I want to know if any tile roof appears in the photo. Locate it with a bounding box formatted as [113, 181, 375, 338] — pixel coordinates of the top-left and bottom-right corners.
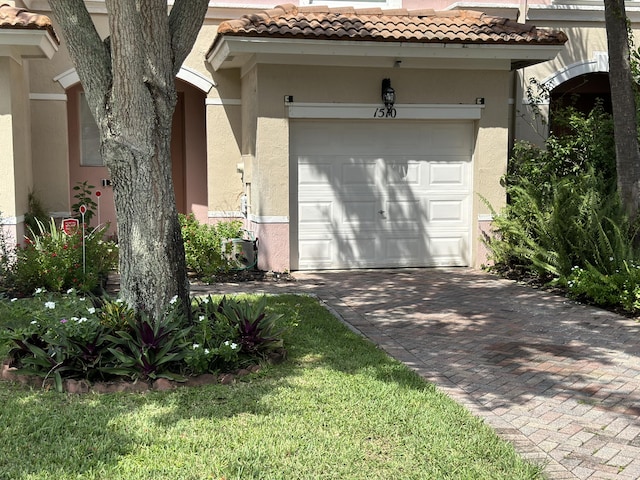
[216, 4, 567, 46]
[0, 3, 58, 43]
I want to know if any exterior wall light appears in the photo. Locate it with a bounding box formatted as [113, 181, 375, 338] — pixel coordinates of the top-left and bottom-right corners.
[382, 78, 396, 109]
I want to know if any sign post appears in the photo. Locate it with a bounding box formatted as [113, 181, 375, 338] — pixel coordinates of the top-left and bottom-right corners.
[79, 205, 87, 276]
[95, 190, 102, 225]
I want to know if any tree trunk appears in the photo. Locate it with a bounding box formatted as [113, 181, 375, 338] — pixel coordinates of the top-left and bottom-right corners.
[604, 0, 640, 222]
[49, 0, 208, 320]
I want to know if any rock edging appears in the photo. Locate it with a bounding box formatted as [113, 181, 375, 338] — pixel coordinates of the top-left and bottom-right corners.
[1, 360, 262, 394]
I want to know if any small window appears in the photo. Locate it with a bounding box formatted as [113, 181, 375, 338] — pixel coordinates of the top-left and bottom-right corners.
[79, 92, 102, 166]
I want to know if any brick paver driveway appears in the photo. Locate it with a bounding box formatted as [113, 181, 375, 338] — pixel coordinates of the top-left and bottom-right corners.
[205, 268, 640, 479]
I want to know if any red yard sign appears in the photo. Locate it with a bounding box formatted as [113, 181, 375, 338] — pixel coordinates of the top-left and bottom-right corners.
[62, 218, 80, 236]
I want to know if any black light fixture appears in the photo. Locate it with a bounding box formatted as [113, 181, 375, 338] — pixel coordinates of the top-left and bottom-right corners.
[381, 78, 396, 110]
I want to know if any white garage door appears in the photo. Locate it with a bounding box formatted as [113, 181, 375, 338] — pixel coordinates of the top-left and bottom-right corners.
[292, 120, 473, 270]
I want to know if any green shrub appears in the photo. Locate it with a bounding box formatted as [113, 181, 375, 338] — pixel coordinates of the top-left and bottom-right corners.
[6, 218, 118, 296]
[567, 262, 640, 315]
[486, 104, 634, 282]
[71, 181, 98, 227]
[179, 214, 243, 280]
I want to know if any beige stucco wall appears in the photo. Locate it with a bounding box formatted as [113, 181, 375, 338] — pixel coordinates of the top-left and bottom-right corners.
[0, 57, 18, 220]
[0, 56, 33, 225]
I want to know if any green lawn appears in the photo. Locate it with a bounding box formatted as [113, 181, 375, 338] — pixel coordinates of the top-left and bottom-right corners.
[0, 294, 543, 479]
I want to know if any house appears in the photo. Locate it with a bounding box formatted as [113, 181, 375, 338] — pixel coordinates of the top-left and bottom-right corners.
[6, 0, 615, 273]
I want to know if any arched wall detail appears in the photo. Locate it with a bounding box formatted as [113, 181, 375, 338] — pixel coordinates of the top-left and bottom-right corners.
[53, 65, 215, 93]
[541, 52, 609, 90]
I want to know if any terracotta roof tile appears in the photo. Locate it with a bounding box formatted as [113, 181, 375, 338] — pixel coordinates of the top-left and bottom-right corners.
[0, 3, 58, 43]
[216, 3, 567, 46]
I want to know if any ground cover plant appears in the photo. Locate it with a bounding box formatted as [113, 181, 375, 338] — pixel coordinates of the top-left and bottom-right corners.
[0, 291, 284, 391]
[0, 294, 543, 480]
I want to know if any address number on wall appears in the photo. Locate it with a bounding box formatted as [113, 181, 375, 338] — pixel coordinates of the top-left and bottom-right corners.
[373, 107, 397, 118]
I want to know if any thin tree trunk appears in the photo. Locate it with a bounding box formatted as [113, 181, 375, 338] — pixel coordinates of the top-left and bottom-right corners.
[604, 0, 640, 222]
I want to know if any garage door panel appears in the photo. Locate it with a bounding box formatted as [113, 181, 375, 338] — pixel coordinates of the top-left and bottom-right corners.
[427, 235, 469, 266]
[341, 160, 377, 188]
[299, 201, 334, 224]
[386, 199, 422, 224]
[383, 236, 425, 263]
[336, 236, 378, 264]
[429, 161, 468, 187]
[299, 238, 332, 266]
[428, 199, 466, 223]
[342, 200, 379, 224]
[299, 160, 333, 186]
[385, 160, 422, 186]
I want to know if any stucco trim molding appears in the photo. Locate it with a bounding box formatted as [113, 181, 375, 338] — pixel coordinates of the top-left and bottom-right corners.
[30, 93, 67, 101]
[0, 215, 24, 225]
[54, 66, 215, 93]
[177, 66, 215, 93]
[205, 98, 242, 106]
[248, 214, 289, 224]
[208, 210, 243, 218]
[287, 103, 484, 120]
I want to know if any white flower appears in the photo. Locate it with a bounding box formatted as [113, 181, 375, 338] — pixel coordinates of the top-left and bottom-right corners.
[115, 298, 124, 305]
[78, 317, 88, 323]
[10, 298, 17, 302]
[192, 343, 200, 349]
[198, 315, 205, 322]
[202, 297, 210, 304]
[30, 320, 37, 325]
[79, 297, 86, 302]
[224, 341, 230, 346]
[609, 257, 615, 262]
[169, 295, 178, 305]
[230, 343, 238, 350]
[87, 307, 96, 314]
[71, 317, 79, 322]
[34, 287, 45, 295]
[44, 301, 56, 309]
[204, 349, 210, 355]
[66, 288, 75, 294]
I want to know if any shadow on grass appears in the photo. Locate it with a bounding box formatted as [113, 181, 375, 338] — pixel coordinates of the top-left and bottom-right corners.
[0, 294, 436, 479]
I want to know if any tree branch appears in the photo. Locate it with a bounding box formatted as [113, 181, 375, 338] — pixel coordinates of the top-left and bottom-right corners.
[47, 0, 111, 114]
[168, 0, 209, 75]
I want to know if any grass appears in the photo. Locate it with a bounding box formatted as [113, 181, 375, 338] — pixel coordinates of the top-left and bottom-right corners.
[0, 294, 543, 479]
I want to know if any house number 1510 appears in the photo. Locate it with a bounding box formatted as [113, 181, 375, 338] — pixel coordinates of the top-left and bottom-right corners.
[374, 107, 397, 118]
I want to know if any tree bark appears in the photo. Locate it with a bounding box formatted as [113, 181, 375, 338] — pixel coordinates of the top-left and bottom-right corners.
[48, 0, 208, 320]
[604, 0, 640, 222]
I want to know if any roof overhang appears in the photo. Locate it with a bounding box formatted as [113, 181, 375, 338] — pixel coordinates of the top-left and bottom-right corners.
[0, 29, 58, 61]
[207, 35, 566, 73]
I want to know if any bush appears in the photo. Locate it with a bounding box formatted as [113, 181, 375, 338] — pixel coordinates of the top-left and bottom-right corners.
[5, 218, 118, 296]
[486, 104, 634, 281]
[179, 214, 243, 280]
[0, 292, 288, 390]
